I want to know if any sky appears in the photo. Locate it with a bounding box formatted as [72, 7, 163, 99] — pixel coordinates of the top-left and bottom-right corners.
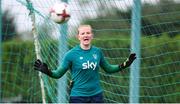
[2, 0, 180, 33]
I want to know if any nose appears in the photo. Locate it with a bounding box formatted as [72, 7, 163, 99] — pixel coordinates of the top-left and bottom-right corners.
[83, 33, 88, 37]
[85, 34, 89, 36]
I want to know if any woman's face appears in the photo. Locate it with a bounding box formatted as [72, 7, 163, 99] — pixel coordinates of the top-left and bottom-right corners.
[77, 26, 93, 46]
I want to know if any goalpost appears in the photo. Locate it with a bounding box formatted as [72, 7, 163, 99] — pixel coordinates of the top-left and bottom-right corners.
[26, 0, 46, 103]
[130, 0, 141, 103]
[0, 21, 1, 103]
[57, 0, 68, 102]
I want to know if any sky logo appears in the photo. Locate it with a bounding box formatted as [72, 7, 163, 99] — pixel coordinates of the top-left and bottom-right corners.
[82, 61, 97, 70]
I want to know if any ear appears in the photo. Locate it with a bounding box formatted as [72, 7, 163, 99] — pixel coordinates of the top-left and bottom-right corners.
[90, 33, 94, 39]
[76, 34, 80, 40]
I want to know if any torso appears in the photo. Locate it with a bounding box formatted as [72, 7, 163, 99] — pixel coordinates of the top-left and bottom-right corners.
[67, 45, 103, 96]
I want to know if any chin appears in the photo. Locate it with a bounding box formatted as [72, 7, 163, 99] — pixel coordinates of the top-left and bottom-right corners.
[83, 42, 90, 46]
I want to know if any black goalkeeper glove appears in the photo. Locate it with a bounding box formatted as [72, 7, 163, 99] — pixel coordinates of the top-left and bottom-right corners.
[119, 53, 136, 69]
[34, 59, 52, 76]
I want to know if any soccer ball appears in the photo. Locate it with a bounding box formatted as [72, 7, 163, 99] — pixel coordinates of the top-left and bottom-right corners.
[49, 2, 70, 24]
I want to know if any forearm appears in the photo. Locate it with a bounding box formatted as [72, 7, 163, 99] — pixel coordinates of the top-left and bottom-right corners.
[99, 51, 136, 73]
[102, 64, 121, 73]
[34, 58, 70, 79]
[49, 67, 68, 79]
[48, 55, 71, 79]
[101, 59, 122, 73]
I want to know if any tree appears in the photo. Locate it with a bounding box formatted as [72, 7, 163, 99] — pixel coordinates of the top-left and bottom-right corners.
[141, 0, 180, 37]
[2, 9, 18, 41]
[82, 0, 179, 37]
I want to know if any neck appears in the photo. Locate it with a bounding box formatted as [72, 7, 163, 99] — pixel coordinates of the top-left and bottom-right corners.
[80, 44, 91, 50]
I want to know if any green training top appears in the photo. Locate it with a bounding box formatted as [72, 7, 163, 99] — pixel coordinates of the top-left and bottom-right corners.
[50, 45, 121, 96]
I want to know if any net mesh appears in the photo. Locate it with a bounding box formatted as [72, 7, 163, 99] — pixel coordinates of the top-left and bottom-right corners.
[1, 0, 180, 103]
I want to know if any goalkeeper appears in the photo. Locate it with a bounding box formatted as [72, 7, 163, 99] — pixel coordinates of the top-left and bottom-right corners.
[34, 25, 136, 103]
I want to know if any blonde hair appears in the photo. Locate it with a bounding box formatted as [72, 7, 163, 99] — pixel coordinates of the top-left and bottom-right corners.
[77, 25, 92, 35]
[78, 25, 92, 29]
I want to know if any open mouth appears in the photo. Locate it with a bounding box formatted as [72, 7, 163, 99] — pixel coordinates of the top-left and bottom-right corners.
[84, 38, 89, 41]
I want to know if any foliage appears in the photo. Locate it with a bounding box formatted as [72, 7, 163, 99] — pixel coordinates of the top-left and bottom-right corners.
[1, 0, 180, 102]
[83, 0, 180, 37]
[2, 10, 18, 41]
[141, 0, 180, 37]
[2, 34, 180, 103]
[1, 41, 42, 102]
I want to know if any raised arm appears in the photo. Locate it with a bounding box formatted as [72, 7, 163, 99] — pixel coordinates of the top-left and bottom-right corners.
[100, 49, 136, 73]
[34, 54, 71, 79]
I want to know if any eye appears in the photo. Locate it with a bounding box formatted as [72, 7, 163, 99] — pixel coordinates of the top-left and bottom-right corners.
[81, 32, 85, 35]
[86, 32, 90, 34]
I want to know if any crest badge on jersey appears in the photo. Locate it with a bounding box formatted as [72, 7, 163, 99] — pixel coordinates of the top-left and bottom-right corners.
[93, 54, 97, 59]
[80, 56, 83, 60]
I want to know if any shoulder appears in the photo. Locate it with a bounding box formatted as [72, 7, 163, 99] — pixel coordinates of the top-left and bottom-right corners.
[68, 45, 81, 53]
[91, 46, 104, 57]
[64, 45, 80, 57]
[92, 46, 101, 51]
[92, 46, 103, 54]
